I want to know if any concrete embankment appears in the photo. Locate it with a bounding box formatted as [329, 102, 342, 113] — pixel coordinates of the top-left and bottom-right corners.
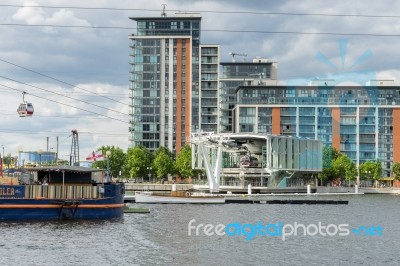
[124, 183, 313, 194]
[124, 183, 400, 201]
[317, 186, 400, 194]
[124, 183, 193, 192]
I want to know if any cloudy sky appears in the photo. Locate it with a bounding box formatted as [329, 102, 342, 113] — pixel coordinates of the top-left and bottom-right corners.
[1, 0, 399, 161]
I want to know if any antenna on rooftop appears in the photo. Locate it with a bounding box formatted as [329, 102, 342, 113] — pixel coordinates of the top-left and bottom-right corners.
[161, 4, 167, 17]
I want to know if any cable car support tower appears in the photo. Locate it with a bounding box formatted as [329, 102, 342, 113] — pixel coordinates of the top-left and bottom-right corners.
[70, 130, 79, 166]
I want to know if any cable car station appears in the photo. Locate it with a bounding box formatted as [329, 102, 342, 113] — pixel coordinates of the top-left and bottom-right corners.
[190, 132, 323, 192]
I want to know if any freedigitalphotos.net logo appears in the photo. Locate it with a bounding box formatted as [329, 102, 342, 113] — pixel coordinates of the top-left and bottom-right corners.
[188, 219, 383, 241]
[287, 39, 376, 87]
[314, 40, 378, 119]
[287, 39, 378, 114]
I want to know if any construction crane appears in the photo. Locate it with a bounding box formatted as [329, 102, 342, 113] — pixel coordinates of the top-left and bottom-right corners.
[229, 52, 247, 62]
[70, 129, 79, 166]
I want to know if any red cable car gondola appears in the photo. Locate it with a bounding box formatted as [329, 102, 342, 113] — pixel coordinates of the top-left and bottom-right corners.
[17, 92, 34, 117]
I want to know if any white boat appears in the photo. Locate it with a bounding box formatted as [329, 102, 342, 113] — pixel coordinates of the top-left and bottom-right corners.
[134, 191, 225, 204]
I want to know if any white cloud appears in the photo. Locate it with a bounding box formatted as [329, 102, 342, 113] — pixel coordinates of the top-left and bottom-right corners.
[12, 1, 46, 24]
[12, 1, 90, 26]
[377, 70, 400, 83]
[47, 9, 90, 26]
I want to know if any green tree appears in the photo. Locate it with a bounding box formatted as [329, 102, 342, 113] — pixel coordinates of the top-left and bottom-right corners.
[393, 162, 400, 180]
[332, 153, 357, 182]
[3, 153, 13, 168]
[175, 145, 193, 178]
[192, 168, 205, 180]
[154, 146, 174, 160]
[153, 146, 175, 181]
[318, 146, 340, 184]
[322, 146, 340, 168]
[58, 159, 69, 165]
[124, 146, 153, 181]
[360, 161, 382, 181]
[319, 167, 337, 184]
[92, 146, 126, 179]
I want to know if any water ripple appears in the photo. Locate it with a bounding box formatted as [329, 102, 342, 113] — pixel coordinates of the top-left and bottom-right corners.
[0, 195, 399, 265]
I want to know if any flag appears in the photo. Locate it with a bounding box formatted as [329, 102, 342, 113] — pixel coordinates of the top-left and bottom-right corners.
[86, 151, 104, 161]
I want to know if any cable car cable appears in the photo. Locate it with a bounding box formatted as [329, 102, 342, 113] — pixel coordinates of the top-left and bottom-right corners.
[0, 82, 129, 124]
[0, 75, 129, 117]
[1, 23, 400, 37]
[0, 58, 129, 107]
[1, 4, 400, 19]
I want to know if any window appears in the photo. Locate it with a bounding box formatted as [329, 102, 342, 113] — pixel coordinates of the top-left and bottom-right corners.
[171, 21, 177, 29]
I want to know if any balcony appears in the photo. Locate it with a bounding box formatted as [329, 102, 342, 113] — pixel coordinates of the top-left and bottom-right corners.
[299, 133, 315, 139]
[359, 155, 376, 160]
[340, 144, 357, 151]
[201, 111, 218, 115]
[359, 138, 375, 143]
[201, 119, 217, 124]
[298, 119, 315, 125]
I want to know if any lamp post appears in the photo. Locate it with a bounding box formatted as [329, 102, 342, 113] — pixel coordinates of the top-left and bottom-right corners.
[135, 167, 139, 183]
[365, 170, 371, 187]
[147, 167, 152, 183]
[106, 150, 111, 182]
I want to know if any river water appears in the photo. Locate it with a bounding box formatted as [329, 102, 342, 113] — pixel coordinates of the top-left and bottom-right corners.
[1, 194, 399, 265]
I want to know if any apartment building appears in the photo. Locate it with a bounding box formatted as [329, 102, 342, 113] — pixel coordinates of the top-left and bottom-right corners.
[232, 80, 399, 176]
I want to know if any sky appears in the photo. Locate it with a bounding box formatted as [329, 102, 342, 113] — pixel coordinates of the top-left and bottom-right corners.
[1, 0, 400, 162]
